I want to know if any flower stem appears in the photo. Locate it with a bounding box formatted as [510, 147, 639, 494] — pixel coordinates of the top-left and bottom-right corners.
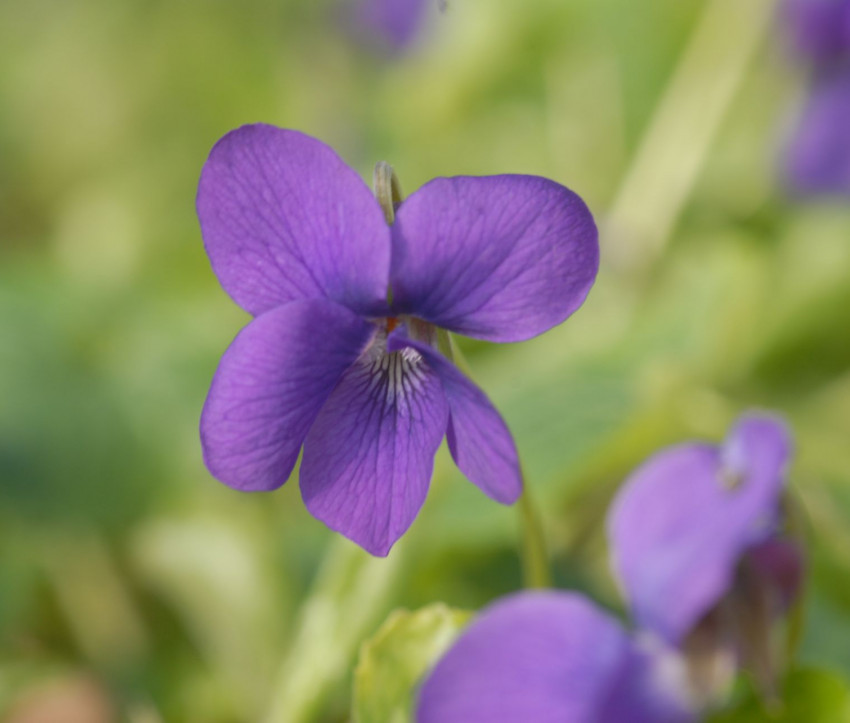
[782, 489, 809, 664]
[440, 333, 552, 588]
[518, 480, 552, 589]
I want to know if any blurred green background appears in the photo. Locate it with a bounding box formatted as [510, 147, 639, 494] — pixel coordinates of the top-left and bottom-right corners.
[1, 0, 849, 720]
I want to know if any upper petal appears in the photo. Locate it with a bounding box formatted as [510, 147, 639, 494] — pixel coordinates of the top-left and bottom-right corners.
[299, 342, 449, 556]
[389, 175, 599, 342]
[389, 333, 521, 504]
[197, 124, 391, 316]
[607, 413, 792, 644]
[785, 69, 850, 196]
[416, 591, 694, 723]
[200, 299, 374, 491]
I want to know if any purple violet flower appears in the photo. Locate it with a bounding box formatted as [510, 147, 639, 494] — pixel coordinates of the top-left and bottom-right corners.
[608, 413, 804, 701]
[416, 591, 695, 723]
[785, 68, 850, 195]
[783, 0, 850, 63]
[196, 124, 599, 556]
[353, 0, 430, 52]
[781, 0, 850, 195]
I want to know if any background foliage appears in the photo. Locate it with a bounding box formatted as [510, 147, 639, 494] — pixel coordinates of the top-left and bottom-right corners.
[1, 0, 849, 720]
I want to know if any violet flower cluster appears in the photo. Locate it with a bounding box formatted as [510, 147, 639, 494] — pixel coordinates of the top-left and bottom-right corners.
[416, 413, 804, 721]
[783, 0, 850, 194]
[196, 124, 598, 556]
[195, 119, 804, 723]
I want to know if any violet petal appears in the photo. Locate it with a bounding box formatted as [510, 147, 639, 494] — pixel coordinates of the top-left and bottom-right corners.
[390, 175, 599, 343]
[389, 333, 521, 504]
[200, 299, 374, 491]
[608, 413, 792, 644]
[300, 343, 449, 556]
[600, 638, 696, 723]
[416, 591, 693, 723]
[197, 124, 391, 317]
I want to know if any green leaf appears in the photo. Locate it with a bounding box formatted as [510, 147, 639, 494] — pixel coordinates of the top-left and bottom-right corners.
[353, 604, 472, 723]
[710, 667, 850, 723]
[262, 538, 403, 723]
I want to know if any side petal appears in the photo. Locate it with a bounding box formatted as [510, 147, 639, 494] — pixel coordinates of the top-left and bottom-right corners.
[388, 333, 521, 504]
[416, 591, 693, 723]
[785, 70, 850, 196]
[390, 175, 599, 342]
[607, 413, 792, 644]
[197, 124, 391, 316]
[200, 300, 375, 491]
[299, 344, 449, 556]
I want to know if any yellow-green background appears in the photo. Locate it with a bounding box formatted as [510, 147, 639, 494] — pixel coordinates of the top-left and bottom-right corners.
[1, 0, 849, 720]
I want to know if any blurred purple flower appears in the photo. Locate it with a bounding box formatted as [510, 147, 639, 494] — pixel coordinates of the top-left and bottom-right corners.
[783, 0, 850, 63]
[782, 0, 850, 195]
[786, 69, 850, 195]
[416, 591, 695, 723]
[196, 124, 599, 556]
[353, 0, 430, 52]
[608, 413, 804, 700]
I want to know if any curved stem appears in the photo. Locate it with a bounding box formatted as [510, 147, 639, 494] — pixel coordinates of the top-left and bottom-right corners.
[443, 334, 552, 588]
[517, 480, 552, 589]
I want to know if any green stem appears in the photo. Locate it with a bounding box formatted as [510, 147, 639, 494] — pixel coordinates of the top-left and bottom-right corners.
[518, 477, 552, 589]
[442, 333, 552, 588]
